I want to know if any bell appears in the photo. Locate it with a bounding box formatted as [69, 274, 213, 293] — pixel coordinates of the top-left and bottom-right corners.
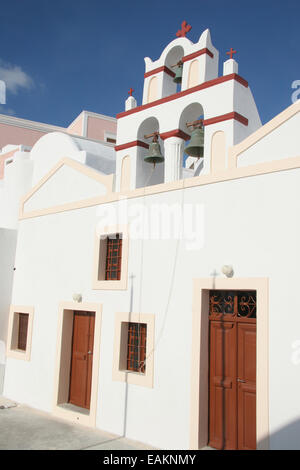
[173, 64, 183, 84]
[185, 127, 204, 158]
[144, 141, 164, 164]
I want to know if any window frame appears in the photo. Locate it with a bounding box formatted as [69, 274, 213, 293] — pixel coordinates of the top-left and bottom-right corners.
[112, 312, 155, 388]
[92, 225, 129, 290]
[6, 305, 34, 361]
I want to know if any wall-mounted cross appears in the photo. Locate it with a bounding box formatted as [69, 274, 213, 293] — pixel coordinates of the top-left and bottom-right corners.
[128, 87, 134, 96]
[176, 20, 192, 38]
[226, 47, 237, 60]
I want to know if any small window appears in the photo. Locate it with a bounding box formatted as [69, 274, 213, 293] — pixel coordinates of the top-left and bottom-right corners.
[7, 306, 34, 361]
[105, 234, 122, 281]
[127, 323, 147, 373]
[105, 132, 117, 144]
[17, 313, 29, 351]
[112, 312, 154, 387]
[93, 225, 129, 290]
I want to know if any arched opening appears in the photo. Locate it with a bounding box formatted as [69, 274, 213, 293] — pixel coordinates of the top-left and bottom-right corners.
[179, 103, 205, 175]
[136, 117, 164, 188]
[165, 46, 185, 94]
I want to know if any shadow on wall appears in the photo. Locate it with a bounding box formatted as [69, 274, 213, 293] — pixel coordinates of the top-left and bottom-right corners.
[258, 418, 300, 450]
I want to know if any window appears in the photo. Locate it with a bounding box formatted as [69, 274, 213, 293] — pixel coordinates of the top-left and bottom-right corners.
[104, 132, 117, 144]
[106, 137, 116, 144]
[127, 323, 147, 373]
[17, 313, 29, 351]
[7, 305, 34, 361]
[112, 312, 155, 388]
[105, 234, 122, 281]
[93, 225, 129, 290]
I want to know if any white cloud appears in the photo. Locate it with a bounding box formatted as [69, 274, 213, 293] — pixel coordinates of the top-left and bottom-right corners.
[0, 60, 34, 94]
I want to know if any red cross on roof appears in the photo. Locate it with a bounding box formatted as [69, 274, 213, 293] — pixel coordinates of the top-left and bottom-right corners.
[226, 47, 237, 60]
[176, 20, 192, 38]
[128, 87, 134, 96]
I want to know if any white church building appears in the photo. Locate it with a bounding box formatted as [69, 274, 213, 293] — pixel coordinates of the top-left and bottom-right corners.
[1, 24, 300, 450]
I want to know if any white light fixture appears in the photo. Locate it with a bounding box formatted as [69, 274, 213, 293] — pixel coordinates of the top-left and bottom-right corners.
[72, 293, 82, 303]
[221, 265, 234, 278]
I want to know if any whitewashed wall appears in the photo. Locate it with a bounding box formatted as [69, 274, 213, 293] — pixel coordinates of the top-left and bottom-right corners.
[0, 152, 33, 229]
[0, 228, 17, 393]
[3, 166, 300, 449]
[237, 112, 300, 167]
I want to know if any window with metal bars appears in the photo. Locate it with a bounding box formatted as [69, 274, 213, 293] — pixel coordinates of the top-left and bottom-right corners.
[127, 323, 147, 373]
[17, 313, 29, 351]
[105, 234, 122, 281]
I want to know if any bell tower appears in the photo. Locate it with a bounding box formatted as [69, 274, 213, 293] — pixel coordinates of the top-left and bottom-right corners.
[142, 26, 219, 105]
[115, 24, 262, 191]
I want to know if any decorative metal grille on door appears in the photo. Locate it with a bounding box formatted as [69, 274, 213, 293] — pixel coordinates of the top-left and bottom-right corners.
[209, 290, 256, 319]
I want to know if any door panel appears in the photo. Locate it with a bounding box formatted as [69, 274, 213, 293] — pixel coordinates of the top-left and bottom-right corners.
[69, 311, 95, 409]
[237, 323, 256, 450]
[85, 313, 95, 410]
[209, 321, 237, 450]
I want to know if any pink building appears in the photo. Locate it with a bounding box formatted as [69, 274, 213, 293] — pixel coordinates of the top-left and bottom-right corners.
[0, 111, 117, 178]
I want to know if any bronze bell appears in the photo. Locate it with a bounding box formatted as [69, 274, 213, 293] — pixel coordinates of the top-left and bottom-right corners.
[173, 64, 183, 84]
[144, 134, 164, 164]
[185, 124, 204, 158]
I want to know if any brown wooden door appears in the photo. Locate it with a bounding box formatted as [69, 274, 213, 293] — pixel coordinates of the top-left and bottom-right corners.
[208, 290, 256, 450]
[69, 311, 95, 409]
[237, 323, 256, 450]
[209, 321, 237, 450]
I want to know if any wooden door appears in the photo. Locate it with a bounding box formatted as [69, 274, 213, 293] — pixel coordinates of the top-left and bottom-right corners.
[69, 311, 95, 409]
[237, 323, 256, 450]
[208, 290, 256, 450]
[209, 321, 237, 449]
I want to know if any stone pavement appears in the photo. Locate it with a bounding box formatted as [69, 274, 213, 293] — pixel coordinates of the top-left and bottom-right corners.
[0, 396, 157, 451]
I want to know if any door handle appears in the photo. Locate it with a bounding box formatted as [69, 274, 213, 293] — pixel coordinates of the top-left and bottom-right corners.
[237, 378, 246, 383]
[87, 350, 92, 355]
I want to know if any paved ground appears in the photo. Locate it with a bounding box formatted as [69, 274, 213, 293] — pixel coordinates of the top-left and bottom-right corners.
[0, 396, 157, 451]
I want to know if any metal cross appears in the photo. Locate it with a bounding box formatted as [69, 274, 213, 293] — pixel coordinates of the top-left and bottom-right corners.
[128, 87, 134, 96]
[176, 20, 192, 38]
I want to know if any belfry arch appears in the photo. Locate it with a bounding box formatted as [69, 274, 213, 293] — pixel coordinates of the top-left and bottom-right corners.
[136, 117, 164, 188]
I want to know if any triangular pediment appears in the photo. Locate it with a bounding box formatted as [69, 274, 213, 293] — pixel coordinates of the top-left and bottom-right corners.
[21, 157, 114, 217]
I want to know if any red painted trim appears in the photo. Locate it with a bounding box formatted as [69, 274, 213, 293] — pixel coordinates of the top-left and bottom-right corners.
[182, 48, 214, 62]
[160, 129, 190, 141]
[115, 112, 248, 152]
[231, 74, 248, 88]
[144, 66, 175, 79]
[114, 140, 149, 152]
[116, 74, 249, 119]
[203, 112, 248, 127]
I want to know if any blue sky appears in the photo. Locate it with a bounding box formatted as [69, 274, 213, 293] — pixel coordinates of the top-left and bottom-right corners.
[0, 0, 299, 127]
